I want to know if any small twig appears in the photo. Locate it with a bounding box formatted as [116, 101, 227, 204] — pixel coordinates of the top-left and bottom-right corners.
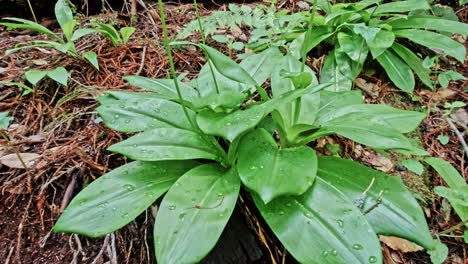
[15, 195, 34, 264]
[446, 116, 468, 157]
[110, 233, 118, 264]
[135, 46, 147, 76]
[5, 246, 14, 264]
[91, 235, 110, 264]
[60, 174, 77, 212]
[438, 220, 467, 235]
[364, 190, 384, 214]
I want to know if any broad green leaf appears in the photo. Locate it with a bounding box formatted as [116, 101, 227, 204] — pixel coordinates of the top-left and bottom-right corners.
[337, 33, 368, 63]
[108, 128, 220, 162]
[239, 47, 283, 87]
[120, 27, 136, 44]
[0, 18, 63, 42]
[425, 157, 466, 188]
[369, 0, 430, 14]
[391, 42, 433, 89]
[46, 67, 68, 86]
[194, 60, 246, 96]
[25, 70, 47, 85]
[54, 160, 198, 237]
[198, 44, 258, 87]
[71, 28, 99, 41]
[123, 76, 199, 102]
[55, 0, 74, 30]
[438, 70, 466, 88]
[154, 164, 240, 264]
[92, 23, 121, 46]
[211, 35, 230, 43]
[376, 50, 415, 93]
[428, 241, 449, 264]
[97, 91, 169, 104]
[0, 111, 13, 129]
[316, 104, 425, 133]
[353, 23, 380, 43]
[300, 26, 334, 58]
[191, 90, 247, 113]
[237, 129, 317, 203]
[56, 42, 75, 53]
[394, 29, 466, 63]
[97, 98, 196, 133]
[254, 178, 382, 264]
[61, 19, 77, 41]
[316, 90, 363, 117]
[83, 51, 99, 70]
[318, 156, 436, 250]
[388, 15, 468, 35]
[320, 49, 353, 91]
[196, 83, 330, 142]
[271, 54, 319, 140]
[319, 116, 424, 153]
[367, 30, 395, 58]
[435, 186, 468, 222]
[402, 159, 424, 175]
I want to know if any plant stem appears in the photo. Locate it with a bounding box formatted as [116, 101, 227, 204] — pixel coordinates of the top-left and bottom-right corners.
[193, 0, 220, 94]
[438, 221, 467, 235]
[301, 0, 317, 73]
[26, 0, 38, 23]
[158, 0, 228, 164]
[157, 0, 196, 130]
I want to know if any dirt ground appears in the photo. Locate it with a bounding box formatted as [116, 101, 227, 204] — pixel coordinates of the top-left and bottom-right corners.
[0, 1, 467, 263]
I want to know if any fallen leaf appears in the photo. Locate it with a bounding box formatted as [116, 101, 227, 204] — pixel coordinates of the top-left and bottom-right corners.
[0, 153, 40, 169]
[380, 236, 424, 253]
[297, 1, 310, 10]
[451, 108, 468, 127]
[362, 151, 394, 172]
[31, 59, 48, 66]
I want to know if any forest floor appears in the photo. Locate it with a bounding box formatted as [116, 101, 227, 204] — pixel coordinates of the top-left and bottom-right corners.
[0, 1, 467, 263]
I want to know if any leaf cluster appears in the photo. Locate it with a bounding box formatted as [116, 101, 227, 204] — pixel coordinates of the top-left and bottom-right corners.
[55, 42, 444, 263]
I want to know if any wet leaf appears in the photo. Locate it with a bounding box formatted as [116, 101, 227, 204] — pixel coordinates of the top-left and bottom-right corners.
[255, 178, 382, 264]
[54, 161, 198, 237]
[237, 129, 317, 203]
[318, 156, 436, 250]
[154, 164, 240, 263]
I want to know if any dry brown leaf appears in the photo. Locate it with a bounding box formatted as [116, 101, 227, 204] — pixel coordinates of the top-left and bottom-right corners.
[360, 150, 394, 172]
[451, 108, 468, 127]
[0, 153, 40, 169]
[380, 236, 424, 253]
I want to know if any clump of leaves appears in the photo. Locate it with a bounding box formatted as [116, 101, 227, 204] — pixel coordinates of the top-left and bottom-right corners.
[54, 1, 447, 263]
[0, 0, 99, 70]
[86, 23, 136, 46]
[425, 158, 467, 245]
[177, 3, 308, 50]
[251, 0, 468, 93]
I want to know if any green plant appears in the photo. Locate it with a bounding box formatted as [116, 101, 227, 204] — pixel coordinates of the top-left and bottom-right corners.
[24, 67, 69, 87]
[0, 0, 99, 70]
[177, 3, 308, 50]
[249, 0, 468, 93]
[425, 157, 467, 244]
[53, 1, 448, 264]
[87, 23, 136, 46]
[0, 112, 13, 129]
